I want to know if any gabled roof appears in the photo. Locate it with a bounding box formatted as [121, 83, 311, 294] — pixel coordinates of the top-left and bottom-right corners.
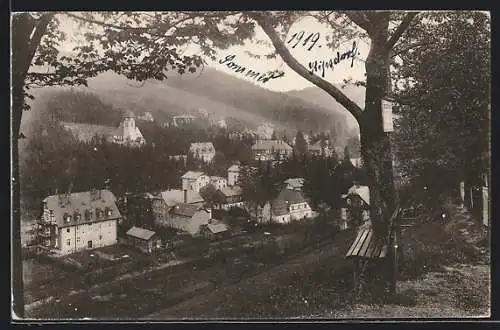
[126, 226, 156, 241]
[123, 110, 136, 118]
[205, 222, 229, 234]
[347, 185, 370, 205]
[284, 178, 304, 188]
[43, 189, 121, 228]
[159, 190, 185, 206]
[271, 199, 289, 216]
[170, 203, 201, 217]
[218, 186, 243, 198]
[276, 188, 307, 205]
[251, 140, 292, 151]
[189, 142, 214, 151]
[181, 171, 205, 180]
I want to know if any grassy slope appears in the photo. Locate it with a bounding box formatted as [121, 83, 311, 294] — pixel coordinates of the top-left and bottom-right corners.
[325, 202, 490, 319]
[146, 201, 490, 319]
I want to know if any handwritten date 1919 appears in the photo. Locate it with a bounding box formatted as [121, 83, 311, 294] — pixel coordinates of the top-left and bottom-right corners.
[287, 31, 321, 51]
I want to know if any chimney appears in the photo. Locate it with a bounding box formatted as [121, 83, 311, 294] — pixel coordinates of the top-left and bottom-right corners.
[184, 189, 188, 204]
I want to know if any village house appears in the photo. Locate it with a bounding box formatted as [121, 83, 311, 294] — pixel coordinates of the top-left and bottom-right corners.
[125, 226, 161, 254]
[210, 176, 228, 190]
[227, 164, 240, 186]
[284, 178, 305, 191]
[172, 114, 196, 127]
[36, 189, 121, 255]
[112, 111, 147, 147]
[189, 142, 216, 163]
[137, 111, 155, 122]
[215, 186, 244, 210]
[262, 189, 313, 224]
[199, 219, 230, 240]
[251, 140, 293, 161]
[168, 204, 212, 236]
[279, 189, 313, 221]
[181, 171, 210, 193]
[151, 189, 204, 228]
[168, 154, 187, 165]
[308, 140, 334, 158]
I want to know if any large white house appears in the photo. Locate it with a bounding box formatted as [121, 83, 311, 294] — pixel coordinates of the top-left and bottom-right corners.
[227, 164, 240, 186]
[189, 142, 216, 163]
[181, 171, 210, 193]
[251, 140, 293, 161]
[36, 189, 121, 255]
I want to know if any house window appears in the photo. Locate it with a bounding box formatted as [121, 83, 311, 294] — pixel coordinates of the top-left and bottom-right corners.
[77, 237, 81, 243]
[67, 228, 70, 233]
[108, 222, 112, 227]
[66, 239, 71, 246]
[99, 235, 102, 240]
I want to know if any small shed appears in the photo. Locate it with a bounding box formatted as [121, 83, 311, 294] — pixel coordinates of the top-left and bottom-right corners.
[126, 226, 161, 254]
[200, 221, 229, 240]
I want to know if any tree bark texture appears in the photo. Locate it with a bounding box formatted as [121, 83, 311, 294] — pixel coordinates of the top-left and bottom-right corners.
[11, 13, 53, 318]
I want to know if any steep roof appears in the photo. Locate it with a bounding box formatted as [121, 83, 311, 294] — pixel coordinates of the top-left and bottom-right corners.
[284, 177, 304, 188]
[205, 222, 229, 234]
[251, 140, 292, 151]
[126, 226, 156, 241]
[159, 190, 185, 206]
[347, 185, 370, 205]
[218, 186, 243, 198]
[181, 171, 205, 180]
[43, 189, 121, 228]
[123, 110, 136, 118]
[276, 188, 307, 205]
[271, 199, 289, 216]
[189, 142, 214, 151]
[170, 203, 201, 218]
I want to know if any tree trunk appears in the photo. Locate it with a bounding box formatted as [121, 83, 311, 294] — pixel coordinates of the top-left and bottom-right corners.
[358, 15, 397, 298]
[12, 79, 25, 318]
[11, 12, 53, 318]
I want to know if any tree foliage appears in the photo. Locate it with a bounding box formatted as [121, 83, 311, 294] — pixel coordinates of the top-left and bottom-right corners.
[392, 12, 490, 191]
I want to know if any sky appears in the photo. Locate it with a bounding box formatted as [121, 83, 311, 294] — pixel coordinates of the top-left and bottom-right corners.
[55, 12, 370, 93]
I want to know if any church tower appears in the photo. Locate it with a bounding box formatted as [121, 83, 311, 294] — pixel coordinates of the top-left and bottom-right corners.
[122, 110, 136, 141]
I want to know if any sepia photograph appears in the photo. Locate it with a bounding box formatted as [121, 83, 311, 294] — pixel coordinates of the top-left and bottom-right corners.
[11, 10, 491, 321]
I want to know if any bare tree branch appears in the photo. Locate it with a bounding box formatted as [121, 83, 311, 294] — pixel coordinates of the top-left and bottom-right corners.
[386, 12, 420, 50]
[249, 12, 364, 124]
[22, 13, 55, 78]
[344, 12, 373, 34]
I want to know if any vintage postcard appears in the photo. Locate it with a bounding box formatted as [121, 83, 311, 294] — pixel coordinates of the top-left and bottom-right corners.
[11, 10, 491, 321]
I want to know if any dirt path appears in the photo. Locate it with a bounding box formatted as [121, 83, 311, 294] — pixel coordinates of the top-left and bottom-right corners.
[145, 230, 355, 319]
